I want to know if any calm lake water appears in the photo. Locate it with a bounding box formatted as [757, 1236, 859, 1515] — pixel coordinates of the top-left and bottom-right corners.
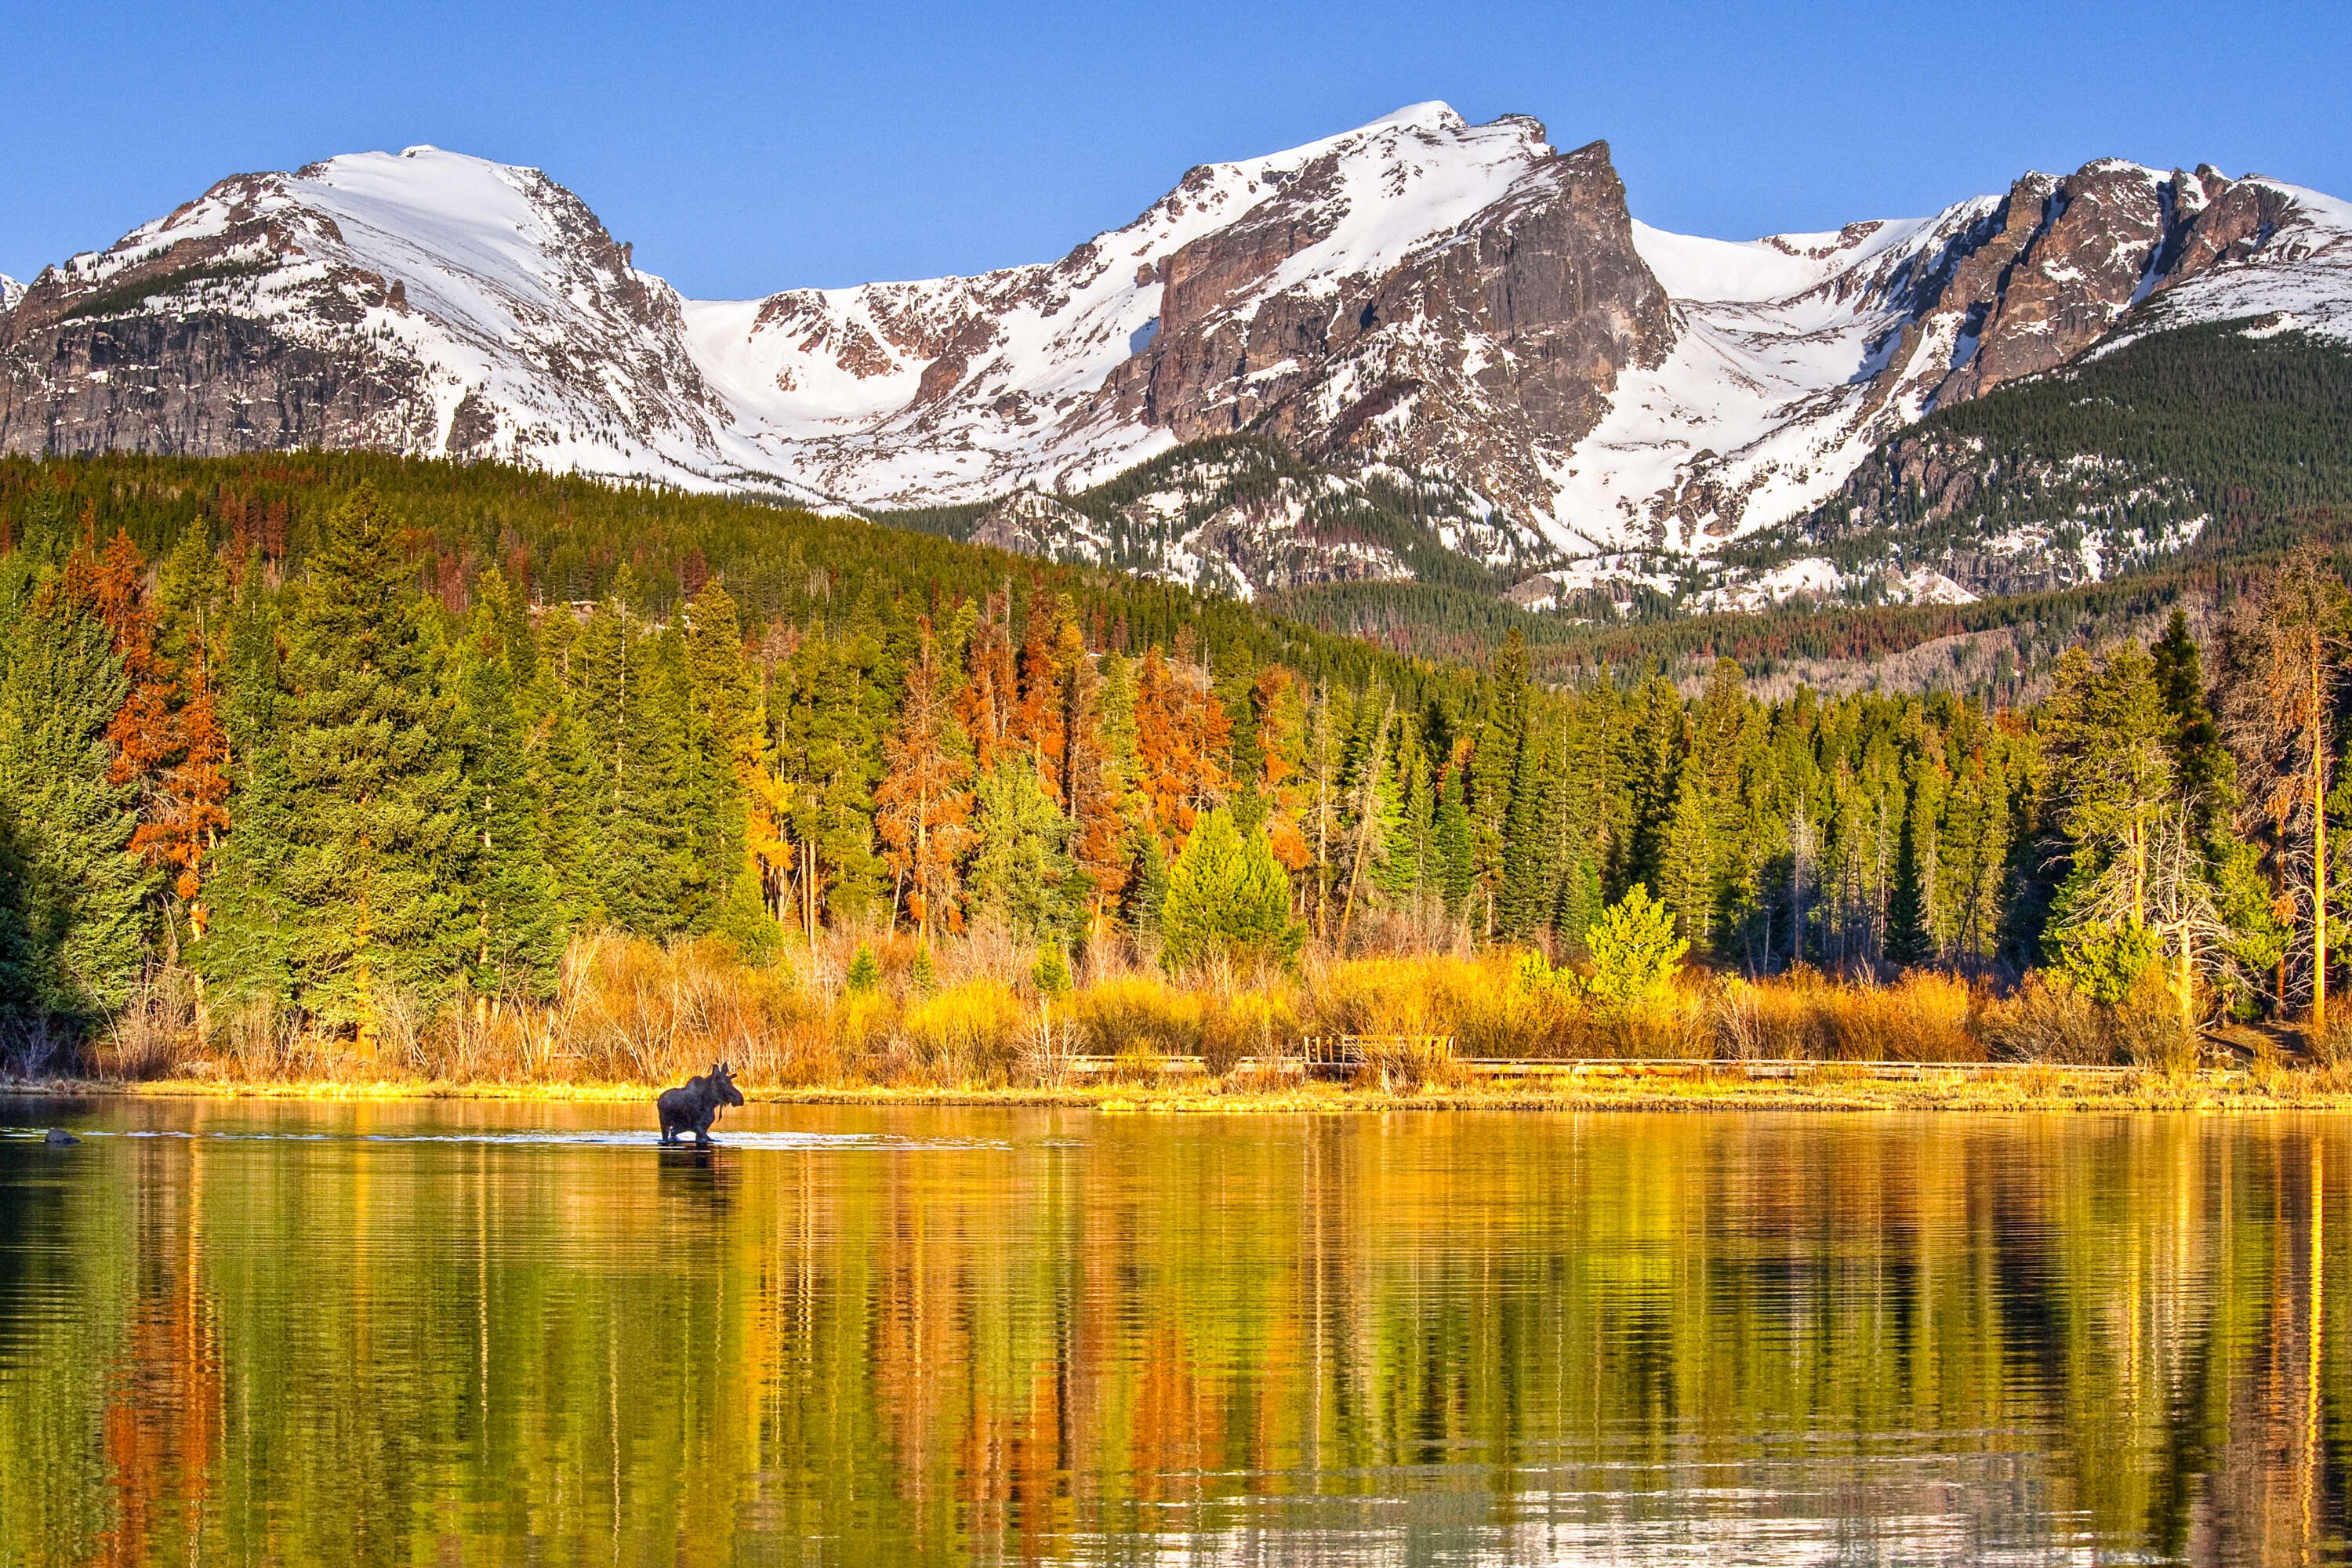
[0, 1100, 2346, 1566]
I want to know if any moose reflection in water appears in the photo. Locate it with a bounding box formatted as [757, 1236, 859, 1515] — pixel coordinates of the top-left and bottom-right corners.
[654, 1062, 742, 1145]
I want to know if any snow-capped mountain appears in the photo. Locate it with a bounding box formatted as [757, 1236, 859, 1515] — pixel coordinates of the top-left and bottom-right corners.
[4, 107, 2348, 593]
[0, 277, 22, 314]
[0, 147, 831, 504]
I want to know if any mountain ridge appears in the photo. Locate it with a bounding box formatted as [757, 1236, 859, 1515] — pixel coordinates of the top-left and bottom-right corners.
[4, 107, 2348, 601]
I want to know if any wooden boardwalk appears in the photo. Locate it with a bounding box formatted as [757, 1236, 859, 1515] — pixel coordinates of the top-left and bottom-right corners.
[1054, 1040, 2194, 1083]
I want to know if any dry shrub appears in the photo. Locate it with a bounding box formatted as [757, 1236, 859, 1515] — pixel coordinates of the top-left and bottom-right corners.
[550, 931, 816, 1084]
[1711, 977, 1766, 1061]
[1072, 974, 1207, 1058]
[942, 917, 1025, 991]
[1203, 989, 1296, 1076]
[2249, 1033, 2289, 1094]
[1826, 971, 1978, 1062]
[1723, 967, 1980, 1062]
[209, 994, 304, 1079]
[829, 991, 898, 1080]
[372, 980, 430, 1074]
[1298, 955, 1457, 1041]
[1985, 973, 2118, 1065]
[2313, 1007, 2352, 1069]
[1110, 1043, 1167, 1086]
[96, 970, 197, 1080]
[2115, 967, 2200, 1076]
[1015, 1006, 1082, 1086]
[899, 979, 1024, 1084]
[1354, 1034, 1466, 1089]
[1983, 967, 2196, 1072]
[1581, 998, 1706, 1060]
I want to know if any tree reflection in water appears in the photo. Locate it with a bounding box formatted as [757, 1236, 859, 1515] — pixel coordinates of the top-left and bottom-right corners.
[0, 1102, 2345, 1565]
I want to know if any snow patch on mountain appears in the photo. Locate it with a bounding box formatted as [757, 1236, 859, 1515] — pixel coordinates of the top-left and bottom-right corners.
[1547, 206, 1994, 553]
[0, 276, 20, 314]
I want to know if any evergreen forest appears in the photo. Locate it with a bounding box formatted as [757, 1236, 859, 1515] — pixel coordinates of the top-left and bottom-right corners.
[5, 450, 2352, 1081]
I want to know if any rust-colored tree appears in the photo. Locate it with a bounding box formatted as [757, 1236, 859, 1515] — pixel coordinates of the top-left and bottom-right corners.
[1008, 601, 1069, 802]
[876, 619, 977, 940]
[956, 591, 1017, 775]
[1060, 618, 1127, 934]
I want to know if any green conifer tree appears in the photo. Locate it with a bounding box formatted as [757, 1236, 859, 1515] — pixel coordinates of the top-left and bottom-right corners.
[203, 485, 466, 1032]
[1497, 724, 1564, 939]
[452, 583, 564, 999]
[1161, 807, 1300, 967]
[968, 758, 1080, 942]
[1657, 758, 1718, 946]
[1432, 760, 1476, 923]
[0, 600, 147, 1022]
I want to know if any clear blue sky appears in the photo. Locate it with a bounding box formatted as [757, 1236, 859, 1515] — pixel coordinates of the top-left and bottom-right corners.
[3, 0, 2345, 299]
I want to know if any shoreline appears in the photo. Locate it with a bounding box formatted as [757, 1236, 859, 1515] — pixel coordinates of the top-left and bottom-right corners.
[10, 1065, 2352, 1112]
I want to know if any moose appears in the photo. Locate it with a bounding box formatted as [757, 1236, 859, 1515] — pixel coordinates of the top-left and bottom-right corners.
[656, 1062, 745, 1145]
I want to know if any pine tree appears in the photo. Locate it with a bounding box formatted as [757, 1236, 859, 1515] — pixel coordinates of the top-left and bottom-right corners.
[202, 484, 466, 1033]
[2152, 608, 2227, 826]
[1657, 757, 1717, 946]
[1061, 619, 1128, 936]
[1161, 807, 1298, 967]
[1621, 673, 1683, 894]
[968, 757, 1080, 942]
[2216, 547, 2351, 1024]
[778, 623, 886, 929]
[957, 591, 1017, 774]
[1007, 601, 1068, 800]
[1467, 630, 1526, 931]
[2042, 642, 2174, 927]
[577, 592, 685, 934]
[1432, 757, 1476, 924]
[1886, 764, 1942, 967]
[1497, 721, 1565, 940]
[1336, 699, 1396, 951]
[452, 584, 564, 998]
[145, 518, 232, 931]
[0, 597, 147, 1022]
[1374, 735, 1435, 907]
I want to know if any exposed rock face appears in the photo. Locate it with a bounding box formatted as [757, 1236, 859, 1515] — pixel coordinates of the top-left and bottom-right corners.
[969, 490, 1105, 563]
[686, 103, 1664, 532]
[1091, 135, 1674, 530]
[1928, 161, 2305, 405]
[1581, 155, 2352, 556]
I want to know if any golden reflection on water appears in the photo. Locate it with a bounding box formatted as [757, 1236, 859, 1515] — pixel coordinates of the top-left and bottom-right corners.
[0, 1102, 2347, 1565]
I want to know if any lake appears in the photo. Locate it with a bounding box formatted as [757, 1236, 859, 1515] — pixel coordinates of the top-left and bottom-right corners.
[0, 1099, 2343, 1565]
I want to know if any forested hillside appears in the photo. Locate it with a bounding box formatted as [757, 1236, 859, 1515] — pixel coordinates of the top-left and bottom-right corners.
[3, 452, 2351, 1076]
[1287, 325, 2352, 677]
[1738, 323, 2352, 587]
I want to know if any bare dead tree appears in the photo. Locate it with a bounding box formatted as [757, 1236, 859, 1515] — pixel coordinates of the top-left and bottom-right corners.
[2215, 546, 2352, 1031]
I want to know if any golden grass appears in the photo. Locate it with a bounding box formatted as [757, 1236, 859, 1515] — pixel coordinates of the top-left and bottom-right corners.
[22, 1065, 2352, 1114]
[33, 927, 2336, 1110]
